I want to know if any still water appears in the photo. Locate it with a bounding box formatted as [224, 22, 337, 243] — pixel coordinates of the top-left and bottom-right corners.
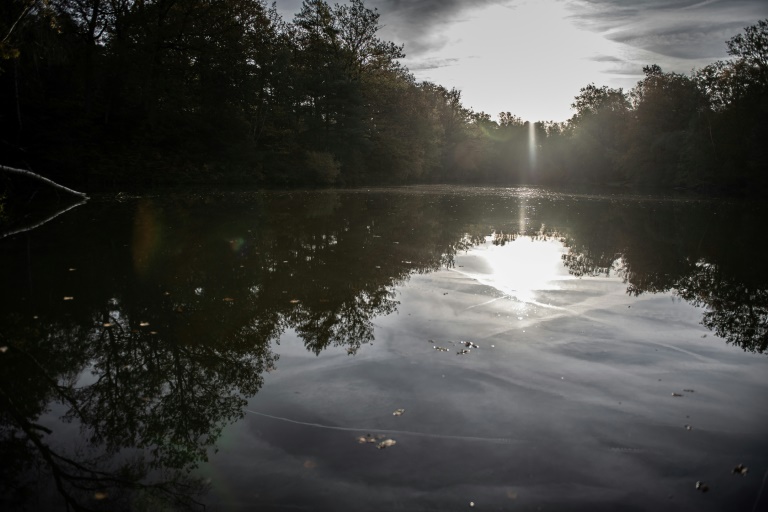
[1, 186, 767, 511]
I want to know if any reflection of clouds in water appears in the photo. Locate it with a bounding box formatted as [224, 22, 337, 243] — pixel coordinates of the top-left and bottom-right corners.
[455, 236, 573, 305]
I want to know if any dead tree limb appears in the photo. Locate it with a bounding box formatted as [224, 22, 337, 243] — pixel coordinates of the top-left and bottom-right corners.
[1, 164, 88, 198]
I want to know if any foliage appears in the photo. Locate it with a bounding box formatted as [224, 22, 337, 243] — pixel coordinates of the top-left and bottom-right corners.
[0, 4, 766, 192]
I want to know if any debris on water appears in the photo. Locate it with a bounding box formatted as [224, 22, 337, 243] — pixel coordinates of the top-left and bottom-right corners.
[733, 464, 748, 476]
[0, 346, 8, 353]
[68, 268, 76, 272]
[461, 341, 479, 348]
[63, 296, 74, 301]
[103, 322, 113, 327]
[393, 408, 405, 416]
[377, 439, 396, 449]
[701, 334, 707, 338]
[683, 389, 695, 393]
[139, 322, 150, 327]
[695, 481, 709, 492]
[289, 299, 300, 304]
[94, 491, 108, 500]
[223, 297, 235, 302]
[434, 346, 449, 352]
[469, 502, 475, 508]
[358, 434, 387, 445]
[671, 392, 683, 397]
[457, 349, 470, 355]
[684, 424, 693, 430]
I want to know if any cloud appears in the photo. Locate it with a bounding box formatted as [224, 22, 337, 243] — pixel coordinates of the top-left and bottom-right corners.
[407, 57, 461, 71]
[566, 0, 768, 59]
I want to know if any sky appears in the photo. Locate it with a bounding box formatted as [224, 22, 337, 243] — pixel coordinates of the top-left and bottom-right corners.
[274, 0, 768, 122]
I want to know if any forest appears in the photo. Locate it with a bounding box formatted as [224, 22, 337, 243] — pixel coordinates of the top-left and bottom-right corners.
[0, 0, 767, 192]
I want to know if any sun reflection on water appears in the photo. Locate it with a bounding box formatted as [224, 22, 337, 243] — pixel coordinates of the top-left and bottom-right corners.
[456, 235, 572, 304]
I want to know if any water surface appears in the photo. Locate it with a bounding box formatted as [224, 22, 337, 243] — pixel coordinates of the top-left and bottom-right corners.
[1, 186, 767, 511]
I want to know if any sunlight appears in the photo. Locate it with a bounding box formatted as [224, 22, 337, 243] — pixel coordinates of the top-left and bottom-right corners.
[403, 0, 624, 121]
[457, 235, 572, 304]
[528, 122, 537, 170]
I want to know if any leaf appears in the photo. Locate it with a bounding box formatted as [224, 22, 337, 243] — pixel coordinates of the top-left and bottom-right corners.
[139, 322, 150, 327]
[63, 296, 74, 301]
[392, 408, 405, 416]
[223, 297, 235, 302]
[377, 439, 396, 449]
[733, 464, 748, 476]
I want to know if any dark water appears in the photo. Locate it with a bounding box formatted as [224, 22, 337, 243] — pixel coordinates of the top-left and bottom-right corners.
[1, 186, 767, 511]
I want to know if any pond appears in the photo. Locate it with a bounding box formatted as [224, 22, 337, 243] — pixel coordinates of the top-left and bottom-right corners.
[1, 186, 767, 511]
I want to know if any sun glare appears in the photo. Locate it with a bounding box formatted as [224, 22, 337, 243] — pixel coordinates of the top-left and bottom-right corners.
[406, 0, 623, 122]
[457, 235, 572, 305]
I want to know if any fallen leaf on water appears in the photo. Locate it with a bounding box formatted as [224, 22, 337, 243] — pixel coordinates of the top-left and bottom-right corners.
[103, 322, 113, 328]
[377, 439, 396, 449]
[223, 297, 235, 302]
[68, 268, 76, 272]
[684, 424, 693, 430]
[433, 346, 449, 352]
[357, 434, 378, 444]
[94, 492, 108, 500]
[461, 341, 479, 348]
[392, 408, 405, 416]
[0, 346, 8, 353]
[139, 322, 150, 327]
[457, 349, 470, 355]
[733, 464, 748, 476]
[150, 331, 158, 335]
[63, 296, 74, 301]
[289, 299, 300, 304]
[671, 393, 683, 397]
[695, 481, 709, 493]
[683, 389, 695, 393]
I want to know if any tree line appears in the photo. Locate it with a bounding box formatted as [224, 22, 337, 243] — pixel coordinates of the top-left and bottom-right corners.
[0, 1, 766, 191]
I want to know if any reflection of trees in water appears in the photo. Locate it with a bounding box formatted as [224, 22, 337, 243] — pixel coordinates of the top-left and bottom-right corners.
[552, 199, 768, 354]
[0, 191, 486, 510]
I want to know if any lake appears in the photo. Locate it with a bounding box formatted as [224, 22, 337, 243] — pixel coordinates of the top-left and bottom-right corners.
[1, 186, 767, 511]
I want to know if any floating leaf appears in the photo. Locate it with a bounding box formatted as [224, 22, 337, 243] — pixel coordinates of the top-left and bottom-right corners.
[695, 481, 709, 492]
[0, 346, 8, 353]
[392, 408, 405, 416]
[139, 322, 150, 327]
[68, 268, 76, 272]
[94, 492, 108, 500]
[457, 349, 470, 355]
[461, 341, 479, 348]
[733, 464, 748, 476]
[63, 296, 74, 301]
[434, 346, 449, 352]
[103, 322, 113, 328]
[289, 299, 300, 304]
[671, 393, 683, 397]
[357, 434, 378, 444]
[684, 424, 693, 430]
[223, 297, 235, 302]
[683, 389, 695, 393]
[377, 439, 396, 449]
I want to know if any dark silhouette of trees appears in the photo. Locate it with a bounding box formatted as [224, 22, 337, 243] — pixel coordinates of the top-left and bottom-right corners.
[0, 3, 766, 192]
